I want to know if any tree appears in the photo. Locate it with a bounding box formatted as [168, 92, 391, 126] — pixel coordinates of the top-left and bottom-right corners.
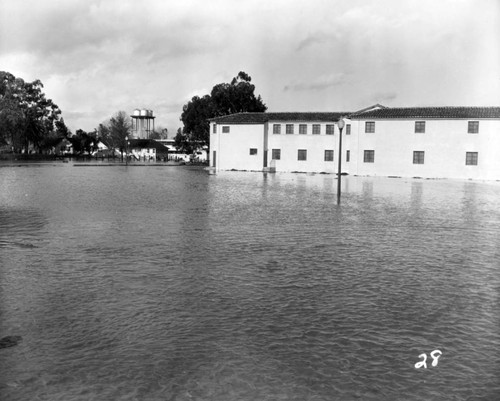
[180, 95, 215, 150]
[173, 127, 193, 153]
[55, 117, 70, 138]
[108, 111, 132, 154]
[149, 126, 168, 140]
[0, 73, 21, 148]
[68, 129, 98, 155]
[180, 71, 267, 151]
[97, 122, 112, 149]
[39, 118, 70, 153]
[0, 71, 62, 152]
[210, 71, 267, 116]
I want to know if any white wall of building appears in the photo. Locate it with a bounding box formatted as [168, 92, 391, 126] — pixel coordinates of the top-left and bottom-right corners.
[266, 121, 348, 173]
[210, 123, 265, 170]
[350, 119, 500, 180]
[131, 148, 156, 160]
[209, 113, 500, 181]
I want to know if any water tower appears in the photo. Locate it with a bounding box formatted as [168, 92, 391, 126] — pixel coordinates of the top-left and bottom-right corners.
[131, 109, 155, 139]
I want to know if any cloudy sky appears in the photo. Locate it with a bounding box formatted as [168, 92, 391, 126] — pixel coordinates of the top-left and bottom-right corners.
[1, 0, 499, 133]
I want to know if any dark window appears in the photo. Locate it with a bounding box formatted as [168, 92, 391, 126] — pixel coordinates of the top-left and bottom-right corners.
[249, 148, 257, 155]
[346, 124, 351, 135]
[212, 124, 217, 134]
[299, 124, 307, 135]
[273, 124, 281, 134]
[312, 124, 321, 135]
[468, 121, 479, 133]
[364, 150, 375, 163]
[413, 151, 425, 164]
[222, 126, 230, 133]
[324, 150, 334, 161]
[286, 124, 294, 134]
[272, 149, 281, 160]
[346, 150, 350, 162]
[415, 121, 426, 133]
[326, 125, 334, 135]
[365, 122, 375, 133]
[298, 149, 307, 161]
[466, 152, 478, 165]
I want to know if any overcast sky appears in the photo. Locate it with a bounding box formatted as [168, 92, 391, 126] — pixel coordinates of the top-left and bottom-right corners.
[1, 0, 499, 133]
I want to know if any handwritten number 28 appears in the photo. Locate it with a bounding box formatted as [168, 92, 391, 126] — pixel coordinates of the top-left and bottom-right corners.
[415, 350, 442, 369]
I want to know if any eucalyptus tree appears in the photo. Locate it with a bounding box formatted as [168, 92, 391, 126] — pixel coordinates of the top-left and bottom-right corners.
[210, 71, 267, 116]
[180, 94, 215, 150]
[180, 71, 267, 151]
[0, 71, 62, 152]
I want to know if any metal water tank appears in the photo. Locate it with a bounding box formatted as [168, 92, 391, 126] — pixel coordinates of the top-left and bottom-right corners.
[133, 109, 140, 116]
[140, 109, 148, 116]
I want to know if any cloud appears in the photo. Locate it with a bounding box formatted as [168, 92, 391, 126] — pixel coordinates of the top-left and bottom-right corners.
[284, 73, 349, 92]
[1, 0, 498, 133]
[370, 91, 398, 104]
[296, 32, 329, 51]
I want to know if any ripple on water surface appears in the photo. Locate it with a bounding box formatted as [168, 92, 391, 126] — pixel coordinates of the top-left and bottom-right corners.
[0, 166, 499, 400]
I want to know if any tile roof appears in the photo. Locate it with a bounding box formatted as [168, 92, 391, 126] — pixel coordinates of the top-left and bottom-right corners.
[210, 112, 349, 124]
[349, 107, 500, 119]
[208, 107, 500, 124]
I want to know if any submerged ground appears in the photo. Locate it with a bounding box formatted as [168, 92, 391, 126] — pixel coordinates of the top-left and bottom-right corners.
[1, 163, 499, 400]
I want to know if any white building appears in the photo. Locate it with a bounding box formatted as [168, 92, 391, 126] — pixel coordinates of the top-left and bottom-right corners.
[209, 105, 500, 180]
[348, 105, 500, 180]
[210, 112, 349, 173]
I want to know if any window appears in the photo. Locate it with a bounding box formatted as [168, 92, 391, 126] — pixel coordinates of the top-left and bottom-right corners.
[466, 152, 478, 165]
[272, 149, 281, 160]
[468, 121, 479, 134]
[415, 121, 426, 133]
[364, 150, 375, 163]
[346, 124, 351, 135]
[212, 124, 217, 134]
[413, 151, 425, 164]
[312, 124, 321, 135]
[365, 122, 375, 133]
[222, 126, 230, 133]
[346, 150, 350, 162]
[286, 124, 294, 134]
[249, 148, 257, 155]
[273, 124, 281, 134]
[326, 124, 334, 135]
[324, 150, 334, 161]
[298, 149, 307, 161]
[299, 124, 307, 135]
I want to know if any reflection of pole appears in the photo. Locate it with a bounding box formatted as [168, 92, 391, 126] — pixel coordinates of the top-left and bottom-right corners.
[337, 118, 345, 205]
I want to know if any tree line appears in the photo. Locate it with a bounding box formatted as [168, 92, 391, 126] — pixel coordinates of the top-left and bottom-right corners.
[1, 70, 267, 156]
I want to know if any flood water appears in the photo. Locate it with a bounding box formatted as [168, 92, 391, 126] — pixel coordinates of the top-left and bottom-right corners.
[1, 162, 499, 400]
